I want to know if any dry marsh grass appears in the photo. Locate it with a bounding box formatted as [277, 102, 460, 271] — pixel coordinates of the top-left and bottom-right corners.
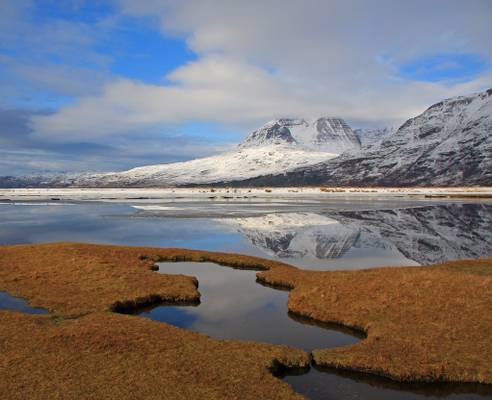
[0, 312, 308, 400]
[0, 242, 491, 398]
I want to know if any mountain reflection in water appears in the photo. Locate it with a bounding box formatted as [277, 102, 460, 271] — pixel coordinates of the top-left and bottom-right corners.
[217, 203, 492, 266]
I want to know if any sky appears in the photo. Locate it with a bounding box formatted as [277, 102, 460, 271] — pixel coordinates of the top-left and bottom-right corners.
[1, 0, 491, 175]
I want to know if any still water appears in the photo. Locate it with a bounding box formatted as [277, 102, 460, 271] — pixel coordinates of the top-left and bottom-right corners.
[1, 199, 491, 269]
[1, 198, 491, 399]
[138, 262, 361, 350]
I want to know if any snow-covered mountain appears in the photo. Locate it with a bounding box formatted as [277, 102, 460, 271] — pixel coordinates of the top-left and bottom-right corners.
[1, 89, 490, 188]
[242, 117, 361, 153]
[236, 88, 492, 187]
[240, 120, 298, 147]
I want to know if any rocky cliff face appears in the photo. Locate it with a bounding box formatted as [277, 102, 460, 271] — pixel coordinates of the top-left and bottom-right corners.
[233, 88, 492, 187]
[296, 117, 361, 152]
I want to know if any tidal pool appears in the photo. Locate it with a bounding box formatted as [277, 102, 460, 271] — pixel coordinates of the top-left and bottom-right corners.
[136, 262, 492, 400]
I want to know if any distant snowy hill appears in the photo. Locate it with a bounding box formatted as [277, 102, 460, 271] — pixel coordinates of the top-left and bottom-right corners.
[235, 88, 492, 187]
[71, 144, 338, 187]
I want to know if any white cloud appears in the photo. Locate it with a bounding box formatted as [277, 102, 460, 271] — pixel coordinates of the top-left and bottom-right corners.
[32, 56, 322, 138]
[32, 0, 492, 140]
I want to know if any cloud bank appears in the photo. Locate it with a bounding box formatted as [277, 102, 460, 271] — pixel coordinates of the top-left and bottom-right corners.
[32, 0, 492, 140]
[1, 0, 492, 174]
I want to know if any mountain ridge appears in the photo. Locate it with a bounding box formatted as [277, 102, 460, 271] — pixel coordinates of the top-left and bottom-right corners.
[1, 88, 490, 188]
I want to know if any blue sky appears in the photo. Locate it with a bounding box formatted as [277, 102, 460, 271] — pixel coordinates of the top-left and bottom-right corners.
[400, 53, 489, 83]
[0, 0, 491, 175]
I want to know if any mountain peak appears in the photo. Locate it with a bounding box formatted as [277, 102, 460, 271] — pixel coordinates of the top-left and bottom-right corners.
[241, 116, 361, 153]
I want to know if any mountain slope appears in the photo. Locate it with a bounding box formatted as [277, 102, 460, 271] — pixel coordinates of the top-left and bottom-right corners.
[354, 127, 396, 147]
[233, 88, 492, 187]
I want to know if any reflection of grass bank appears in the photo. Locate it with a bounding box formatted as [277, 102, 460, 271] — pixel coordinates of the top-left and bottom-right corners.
[0, 243, 491, 399]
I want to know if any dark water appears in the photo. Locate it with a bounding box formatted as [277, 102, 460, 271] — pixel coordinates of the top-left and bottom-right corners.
[284, 368, 492, 400]
[0, 291, 48, 314]
[136, 261, 492, 400]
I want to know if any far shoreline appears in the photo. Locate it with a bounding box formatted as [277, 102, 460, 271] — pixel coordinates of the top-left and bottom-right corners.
[1, 186, 492, 202]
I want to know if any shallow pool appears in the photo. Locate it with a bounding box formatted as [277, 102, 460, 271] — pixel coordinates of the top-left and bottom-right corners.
[0, 291, 48, 314]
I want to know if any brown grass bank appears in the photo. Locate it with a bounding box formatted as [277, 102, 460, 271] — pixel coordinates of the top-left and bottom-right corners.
[0, 242, 491, 399]
[265, 259, 492, 383]
[0, 312, 308, 400]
